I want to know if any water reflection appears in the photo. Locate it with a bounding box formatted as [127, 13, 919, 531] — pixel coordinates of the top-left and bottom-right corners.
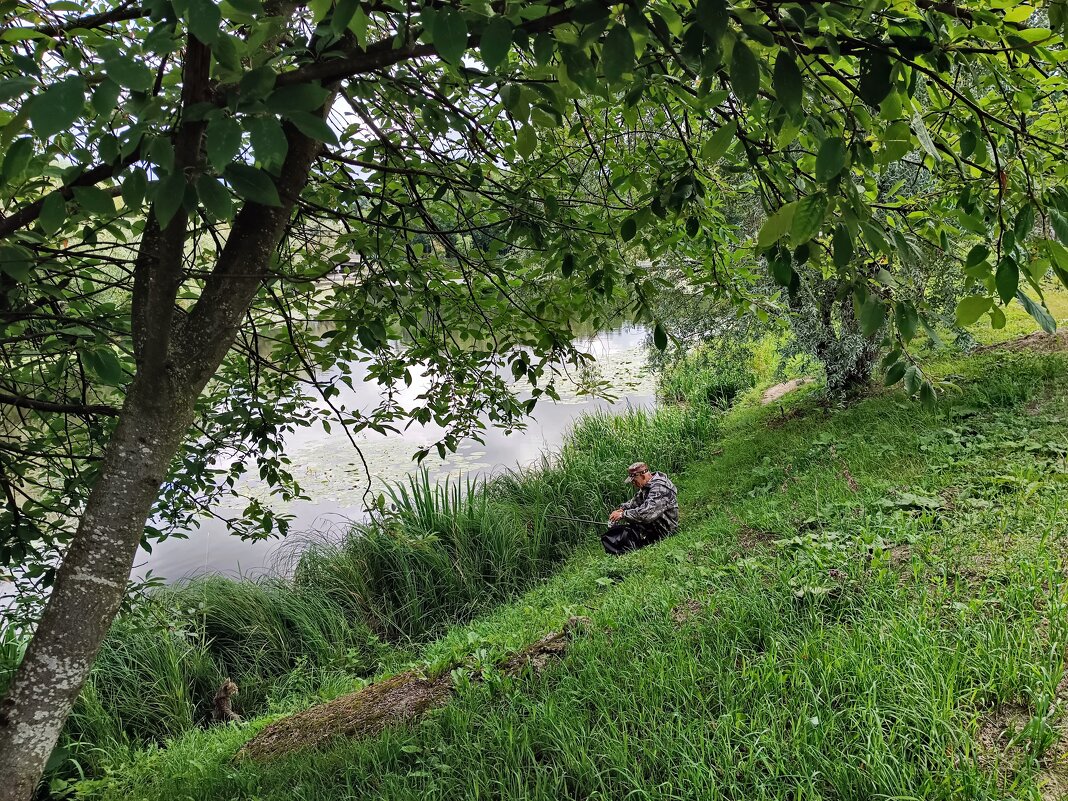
[134, 326, 653, 581]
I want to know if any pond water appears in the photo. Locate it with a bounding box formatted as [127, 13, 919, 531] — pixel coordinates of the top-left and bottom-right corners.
[133, 326, 655, 582]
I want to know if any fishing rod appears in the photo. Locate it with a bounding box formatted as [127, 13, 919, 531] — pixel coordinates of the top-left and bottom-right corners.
[545, 513, 614, 527]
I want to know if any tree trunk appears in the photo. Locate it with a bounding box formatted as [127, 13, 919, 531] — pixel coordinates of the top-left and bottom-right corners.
[0, 376, 195, 800]
[788, 277, 881, 400]
[0, 109, 325, 799]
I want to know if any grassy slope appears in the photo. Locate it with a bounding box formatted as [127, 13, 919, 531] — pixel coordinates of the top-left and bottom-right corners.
[81, 311, 1068, 800]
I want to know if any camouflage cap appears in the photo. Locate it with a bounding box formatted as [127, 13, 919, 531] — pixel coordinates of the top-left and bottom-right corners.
[624, 461, 650, 485]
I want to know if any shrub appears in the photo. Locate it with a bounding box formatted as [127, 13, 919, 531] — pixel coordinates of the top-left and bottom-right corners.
[657, 341, 756, 408]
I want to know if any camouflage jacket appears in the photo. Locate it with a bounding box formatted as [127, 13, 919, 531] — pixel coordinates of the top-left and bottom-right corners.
[620, 471, 678, 538]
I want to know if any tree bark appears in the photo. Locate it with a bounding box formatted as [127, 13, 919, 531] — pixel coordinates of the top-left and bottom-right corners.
[0, 377, 194, 800]
[0, 110, 326, 801]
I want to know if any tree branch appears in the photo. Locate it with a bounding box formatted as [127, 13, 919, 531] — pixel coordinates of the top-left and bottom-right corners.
[0, 392, 120, 417]
[263, 6, 577, 91]
[23, 2, 146, 36]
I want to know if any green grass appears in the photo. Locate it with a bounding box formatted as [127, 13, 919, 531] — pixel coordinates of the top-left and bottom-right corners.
[22, 392, 722, 788]
[76, 342, 1068, 801]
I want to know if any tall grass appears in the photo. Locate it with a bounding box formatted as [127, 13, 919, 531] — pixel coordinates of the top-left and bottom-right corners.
[56, 577, 386, 779]
[657, 340, 758, 407]
[296, 404, 721, 639]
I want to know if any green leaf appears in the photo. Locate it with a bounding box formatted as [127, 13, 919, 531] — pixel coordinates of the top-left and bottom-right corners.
[858, 50, 892, 107]
[989, 305, 1006, 329]
[39, 192, 67, 235]
[227, 0, 264, 11]
[225, 164, 281, 206]
[700, 121, 736, 161]
[432, 8, 468, 65]
[2, 137, 33, 181]
[959, 129, 977, 159]
[790, 193, 827, 246]
[621, 217, 637, 242]
[196, 175, 233, 221]
[211, 33, 241, 73]
[911, 111, 939, 161]
[772, 51, 803, 116]
[533, 32, 555, 66]
[859, 220, 891, 255]
[72, 186, 116, 217]
[965, 244, 990, 267]
[1048, 240, 1068, 289]
[266, 83, 331, 114]
[653, 323, 668, 351]
[122, 168, 148, 209]
[83, 346, 125, 386]
[0, 244, 32, 283]
[884, 361, 906, 386]
[903, 365, 921, 396]
[757, 201, 797, 248]
[1014, 204, 1035, 240]
[239, 67, 277, 100]
[995, 257, 1018, 304]
[859, 297, 885, 336]
[815, 137, 847, 182]
[561, 252, 575, 277]
[92, 78, 122, 115]
[895, 301, 919, 342]
[329, 0, 358, 34]
[832, 224, 853, 268]
[480, 16, 513, 71]
[730, 41, 760, 106]
[572, 1, 610, 25]
[1016, 290, 1056, 333]
[247, 116, 288, 168]
[769, 255, 794, 287]
[515, 125, 538, 158]
[153, 173, 187, 226]
[146, 137, 175, 173]
[955, 295, 993, 326]
[602, 24, 634, 83]
[186, 0, 222, 44]
[918, 381, 936, 409]
[105, 56, 154, 91]
[1050, 209, 1068, 245]
[206, 116, 243, 172]
[0, 76, 35, 104]
[28, 76, 85, 139]
[286, 111, 338, 145]
[695, 0, 728, 37]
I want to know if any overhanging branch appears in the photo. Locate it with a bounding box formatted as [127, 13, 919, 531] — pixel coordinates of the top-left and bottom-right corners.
[0, 392, 121, 417]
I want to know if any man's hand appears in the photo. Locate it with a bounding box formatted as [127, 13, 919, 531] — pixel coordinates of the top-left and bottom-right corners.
[609, 509, 624, 523]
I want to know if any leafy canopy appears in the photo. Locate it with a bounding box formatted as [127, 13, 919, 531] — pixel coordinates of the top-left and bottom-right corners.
[1, 0, 1066, 601]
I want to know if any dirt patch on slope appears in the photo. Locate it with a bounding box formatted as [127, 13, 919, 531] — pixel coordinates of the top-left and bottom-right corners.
[975, 701, 1032, 774]
[977, 331, 1068, 355]
[671, 598, 706, 625]
[761, 377, 814, 405]
[736, 524, 778, 552]
[237, 618, 589, 762]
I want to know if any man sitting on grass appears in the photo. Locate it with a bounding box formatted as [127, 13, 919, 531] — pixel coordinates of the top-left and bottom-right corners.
[602, 462, 679, 555]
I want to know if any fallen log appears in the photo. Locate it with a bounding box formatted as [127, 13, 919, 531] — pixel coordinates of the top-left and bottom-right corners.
[237, 616, 590, 762]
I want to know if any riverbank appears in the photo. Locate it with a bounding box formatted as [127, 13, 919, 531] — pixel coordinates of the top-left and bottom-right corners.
[135, 326, 656, 581]
[24, 395, 721, 789]
[74, 327, 1068, 800]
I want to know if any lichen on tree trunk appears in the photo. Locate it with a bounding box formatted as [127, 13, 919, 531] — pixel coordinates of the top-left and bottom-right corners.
[787, 276, 881, 400]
